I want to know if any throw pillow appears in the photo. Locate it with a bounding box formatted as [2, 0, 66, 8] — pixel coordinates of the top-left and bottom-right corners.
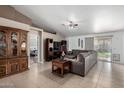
[76, 54, 82, 62]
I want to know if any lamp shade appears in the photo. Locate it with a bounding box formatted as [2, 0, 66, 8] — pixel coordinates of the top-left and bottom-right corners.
[62, 51, 65, 56]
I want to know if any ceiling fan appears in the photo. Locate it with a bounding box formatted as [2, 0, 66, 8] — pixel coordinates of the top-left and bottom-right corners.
[62, 21, 79, 29]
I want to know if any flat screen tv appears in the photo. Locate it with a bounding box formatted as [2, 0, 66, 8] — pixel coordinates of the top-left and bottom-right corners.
[53, 42, 60, 51]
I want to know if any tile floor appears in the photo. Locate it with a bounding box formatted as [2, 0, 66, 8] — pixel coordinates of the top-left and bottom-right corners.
[0, 61, 124, 88]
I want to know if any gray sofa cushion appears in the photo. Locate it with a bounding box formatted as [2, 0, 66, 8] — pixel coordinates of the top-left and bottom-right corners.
[67, 51, 73, 55]
[80, 52, 90, 58]
[64, 57, 76, 62]
[65, 55, 76, 59]
[72, 49, 89, 55]
[76, 54, 83, 62]
[72, 50, 80, 56]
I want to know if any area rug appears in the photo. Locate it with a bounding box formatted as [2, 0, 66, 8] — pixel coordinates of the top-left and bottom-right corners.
[40, 68, 74, 85]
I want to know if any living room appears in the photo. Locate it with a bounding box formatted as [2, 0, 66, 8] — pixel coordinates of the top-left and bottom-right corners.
[0, 4, 124, 89]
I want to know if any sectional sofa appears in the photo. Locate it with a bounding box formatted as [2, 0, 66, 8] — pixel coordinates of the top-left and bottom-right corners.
[64, 50, 97, 77]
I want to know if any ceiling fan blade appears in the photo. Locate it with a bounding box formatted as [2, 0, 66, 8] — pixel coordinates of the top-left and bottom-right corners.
[74, 24, 78, 26]
[62, 23, 66, 25]
[62, 23, 69, 26]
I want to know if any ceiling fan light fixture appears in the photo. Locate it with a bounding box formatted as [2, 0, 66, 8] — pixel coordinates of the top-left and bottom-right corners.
[62, 20, 79, 30]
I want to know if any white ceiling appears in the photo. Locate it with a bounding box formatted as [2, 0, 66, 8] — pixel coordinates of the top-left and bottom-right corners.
[12, 5, 124, 37]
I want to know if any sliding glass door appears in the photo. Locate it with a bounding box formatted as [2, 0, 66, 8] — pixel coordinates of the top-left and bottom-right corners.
[94, 37, 112, 62]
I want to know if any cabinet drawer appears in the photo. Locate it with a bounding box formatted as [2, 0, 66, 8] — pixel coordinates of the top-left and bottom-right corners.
[0, 59, 7, 65]
[8, 63, 19, 74]
[19, 61, 28, 71]
[9, 58, 19, 63]
[19, 58, 27, 62]
[19, 57, 28, 71]
[0, 65, 7, 77]
[8, 58, 20, 74]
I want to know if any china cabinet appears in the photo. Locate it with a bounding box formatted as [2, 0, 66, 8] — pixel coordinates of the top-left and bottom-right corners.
[0, 26, 28, 78]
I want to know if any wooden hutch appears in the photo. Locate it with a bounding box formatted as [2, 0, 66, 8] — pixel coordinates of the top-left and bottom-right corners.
[0, 26, 28, 78]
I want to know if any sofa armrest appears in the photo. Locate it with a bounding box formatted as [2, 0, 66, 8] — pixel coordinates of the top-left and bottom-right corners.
[71, 61, 85, 76]
[84, 53, 97, 75]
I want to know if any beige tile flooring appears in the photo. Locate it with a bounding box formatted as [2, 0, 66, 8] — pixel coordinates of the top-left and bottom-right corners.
[0, 61, 124, 88]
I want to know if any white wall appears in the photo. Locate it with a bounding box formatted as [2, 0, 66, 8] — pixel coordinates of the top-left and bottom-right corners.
[43, 31, 65, 41]
[0, 17, 30, 31]
[85, 37, 94, 50]
[66, 31, 124, 64]
[67, 36, 85, 51]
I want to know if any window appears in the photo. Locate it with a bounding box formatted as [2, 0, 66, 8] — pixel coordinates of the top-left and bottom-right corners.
[78, 38, 80, 47]
[81, 40, 83, 48]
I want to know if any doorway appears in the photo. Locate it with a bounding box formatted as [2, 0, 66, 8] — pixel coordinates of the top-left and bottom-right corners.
[29, 32, 39, 65]
[94, 36, 112, 62]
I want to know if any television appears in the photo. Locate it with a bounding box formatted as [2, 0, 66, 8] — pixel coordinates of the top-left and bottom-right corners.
[53, 42, 60, 51]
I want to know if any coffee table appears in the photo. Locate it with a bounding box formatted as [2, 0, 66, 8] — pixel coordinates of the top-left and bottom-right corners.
[52, 59, 71, 77]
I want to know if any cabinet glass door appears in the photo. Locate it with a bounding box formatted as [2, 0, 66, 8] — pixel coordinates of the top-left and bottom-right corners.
[20, 32, 27, 56]
[0, 31, 7, 58]
[11, 32, 19, 56]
